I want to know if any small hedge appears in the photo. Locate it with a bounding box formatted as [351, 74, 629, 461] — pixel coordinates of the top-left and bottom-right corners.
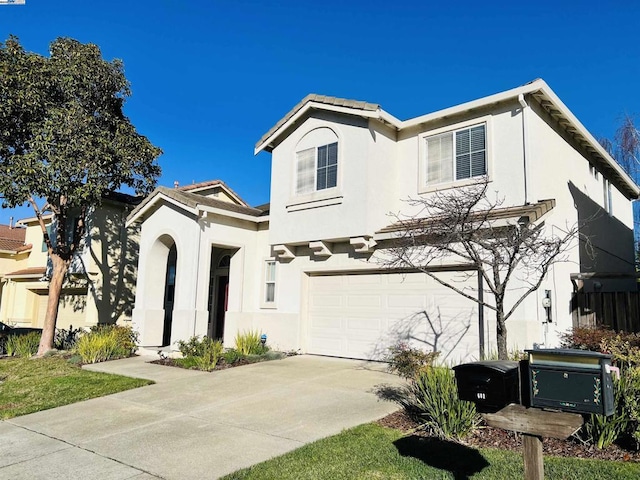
[562, 326, 640, 450]
[4, 331, 41, 358]
[74, 325, 138, 364]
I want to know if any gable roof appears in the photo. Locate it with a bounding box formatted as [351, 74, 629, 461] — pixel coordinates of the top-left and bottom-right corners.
[255, 79, 639, 200]
[126, 186, 268, 226]
[177, 179, 248, 206]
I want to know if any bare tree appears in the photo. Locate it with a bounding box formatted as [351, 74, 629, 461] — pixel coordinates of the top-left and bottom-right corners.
[380, 179, 579, 360]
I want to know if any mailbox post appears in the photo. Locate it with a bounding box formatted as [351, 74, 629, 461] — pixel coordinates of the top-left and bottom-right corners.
[452, 349, 619, 480]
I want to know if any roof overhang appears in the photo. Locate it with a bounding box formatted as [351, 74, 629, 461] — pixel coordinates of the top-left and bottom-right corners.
[254, 96, 401, 154]
[375, 198, 556, 241]
[126, 192, 198, 227]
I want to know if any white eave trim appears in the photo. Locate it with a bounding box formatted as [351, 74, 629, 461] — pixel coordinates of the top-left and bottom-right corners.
[196, 205, 269, 224]
[126, 193, 198, 227]
[255, 101, 401, 154]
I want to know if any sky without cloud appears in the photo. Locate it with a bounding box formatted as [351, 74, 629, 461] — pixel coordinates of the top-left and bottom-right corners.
[1, 0, 639, 224]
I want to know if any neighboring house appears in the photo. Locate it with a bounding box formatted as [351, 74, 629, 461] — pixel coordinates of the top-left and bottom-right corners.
[0, 193, 141, 331]
[129, 79, 639, 363]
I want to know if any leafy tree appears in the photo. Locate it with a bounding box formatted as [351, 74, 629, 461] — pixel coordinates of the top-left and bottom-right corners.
[382, 179, 579, 360]
[0, 36, 161, 356]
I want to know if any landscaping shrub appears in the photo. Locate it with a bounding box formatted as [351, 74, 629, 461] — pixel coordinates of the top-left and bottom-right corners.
[177, 336, 206, 358]
[563, 327, 640, 450]
[234, 330, 268, 356]
[176, 336, 224, 371]
[385, 342, 440, 379]
[579, 374, 629, 449]
[193, 338, 224, 372]
[223, 348, 242, 365]
[560, 326, 617, 352]
[622, 367, 640, 449]
[74, 325, 138, 364]
[404, 366, 479, 440]
[54, 325, 83, 350]
[4, 331, 41, 358]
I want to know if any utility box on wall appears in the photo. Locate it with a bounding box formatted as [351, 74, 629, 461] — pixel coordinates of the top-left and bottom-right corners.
[523, 349, 615, 416]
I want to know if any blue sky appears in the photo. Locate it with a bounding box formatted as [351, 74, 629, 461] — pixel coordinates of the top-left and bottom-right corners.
[1, 0, 639, 223]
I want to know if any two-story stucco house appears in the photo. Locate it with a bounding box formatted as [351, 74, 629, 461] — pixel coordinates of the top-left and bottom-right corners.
[129, 79, 639, 363]
[0, 193, 141, 330]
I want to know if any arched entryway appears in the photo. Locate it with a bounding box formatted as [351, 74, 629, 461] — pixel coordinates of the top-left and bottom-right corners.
[162, 244, 177, 346]
[143, 234, 178, 347]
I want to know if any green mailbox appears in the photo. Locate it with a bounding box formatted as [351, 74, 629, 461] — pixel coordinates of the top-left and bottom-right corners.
[524, 348, 615, 416]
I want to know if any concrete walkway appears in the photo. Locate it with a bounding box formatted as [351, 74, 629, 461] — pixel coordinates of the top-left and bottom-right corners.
[0, 355, 403, 480]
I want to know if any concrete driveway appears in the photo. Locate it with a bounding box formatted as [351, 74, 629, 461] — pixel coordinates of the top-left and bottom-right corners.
[0, 355, 403, 480]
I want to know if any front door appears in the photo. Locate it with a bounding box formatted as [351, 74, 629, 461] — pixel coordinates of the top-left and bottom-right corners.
[213, 275, 229, 340]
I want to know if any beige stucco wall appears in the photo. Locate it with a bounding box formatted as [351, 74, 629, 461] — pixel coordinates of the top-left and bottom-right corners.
[264, 95, 636, 354]
[0, 202, 139, 331]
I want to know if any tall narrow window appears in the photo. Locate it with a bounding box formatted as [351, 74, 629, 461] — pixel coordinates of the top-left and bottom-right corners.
[264, 260, 276, 304]
[603, 178, 613, 214]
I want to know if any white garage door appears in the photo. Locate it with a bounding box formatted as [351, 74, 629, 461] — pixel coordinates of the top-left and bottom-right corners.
[307, 271, 480, 362]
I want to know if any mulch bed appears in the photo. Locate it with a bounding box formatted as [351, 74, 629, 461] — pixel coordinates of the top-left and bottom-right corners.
[377, 410, 640, 463]
[150, 357, 252, 370]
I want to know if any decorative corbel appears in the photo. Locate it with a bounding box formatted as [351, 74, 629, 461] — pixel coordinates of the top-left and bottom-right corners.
[309, 241, 332, 258]
[272, 244, 295, 260]
[350, 236, 377, 253]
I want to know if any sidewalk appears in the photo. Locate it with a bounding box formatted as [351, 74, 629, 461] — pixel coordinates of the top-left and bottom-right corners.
[1, 354, 402, 479]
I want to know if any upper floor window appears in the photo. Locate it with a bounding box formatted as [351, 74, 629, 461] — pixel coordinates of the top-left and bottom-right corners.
[425, 124, 486, 185]
[296, 142, 338, 194]
[294, 127, 340, 196]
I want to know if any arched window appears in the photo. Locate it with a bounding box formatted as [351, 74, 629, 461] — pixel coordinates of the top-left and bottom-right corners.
[218, 254, 231, 268]
[295, 127, 339, 195]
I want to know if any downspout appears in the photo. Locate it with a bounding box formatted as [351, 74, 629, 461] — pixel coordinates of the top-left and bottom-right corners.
[518, 93, 529, 205]
[478, 269, 485, 360]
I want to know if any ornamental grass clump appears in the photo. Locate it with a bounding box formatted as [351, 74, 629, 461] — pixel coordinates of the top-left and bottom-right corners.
[74, 325, 138, 364]
[234, 330, 268, 356]
[4, 331, 41, 358]
[177, 336, 224, 371]
[405, 366, 480, 441]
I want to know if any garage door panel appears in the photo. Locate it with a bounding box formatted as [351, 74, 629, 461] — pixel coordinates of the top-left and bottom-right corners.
[345, 316, 383, 332]
[387, 295, 425, 308]
[310, 294, 343, 307]
[308, 272, 478, 362]
[347, 295, 381, 308]
[310, 315, 342, 329]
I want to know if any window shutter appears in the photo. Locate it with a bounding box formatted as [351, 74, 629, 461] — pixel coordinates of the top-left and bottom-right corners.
[456, 125, 486, 179]
[470, 125, 486, 176]
[296, 148, 316, 194]
[326, 142, 338, 188]
[316, 142, 338, 190]
[426, 133, 453, 184]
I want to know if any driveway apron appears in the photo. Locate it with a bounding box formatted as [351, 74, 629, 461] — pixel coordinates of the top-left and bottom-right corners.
[0, 355, 402, 480]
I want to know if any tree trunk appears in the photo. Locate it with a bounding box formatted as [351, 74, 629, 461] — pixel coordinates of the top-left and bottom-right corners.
[36, 253, 70, 356]
[496, 309, 508, 360]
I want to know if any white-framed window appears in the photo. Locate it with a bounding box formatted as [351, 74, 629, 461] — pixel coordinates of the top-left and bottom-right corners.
[296, 142, 338, 195]
[424, 124, 486, 186]
[262, 260, 277, 306]
[603, 178, 613, 214]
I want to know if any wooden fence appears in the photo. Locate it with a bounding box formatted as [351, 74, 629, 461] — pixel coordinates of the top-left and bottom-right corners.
[572, 291, 640, 332]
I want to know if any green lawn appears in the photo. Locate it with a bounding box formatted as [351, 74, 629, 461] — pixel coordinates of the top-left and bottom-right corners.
[0, 356, 152, 419]
[223, 423, 640, 480]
